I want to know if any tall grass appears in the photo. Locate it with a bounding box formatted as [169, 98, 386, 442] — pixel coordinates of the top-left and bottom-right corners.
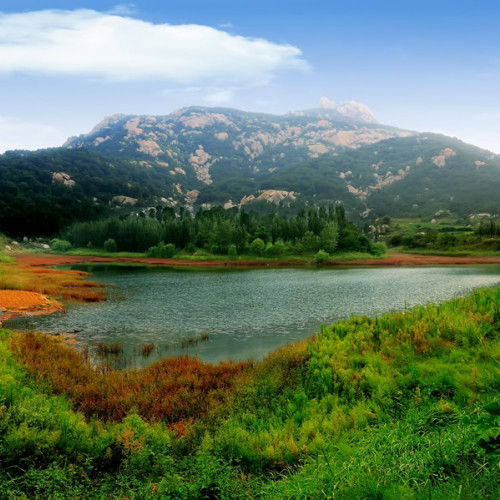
[11, 332, 248, 423]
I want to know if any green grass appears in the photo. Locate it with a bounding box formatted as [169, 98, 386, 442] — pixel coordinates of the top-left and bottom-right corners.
[394, 248, 500, 257]
[66, 249, 147, 258]
[53, 248, 387, 265]
[1, 286, 499, 498]
[391, 217, 470, 234]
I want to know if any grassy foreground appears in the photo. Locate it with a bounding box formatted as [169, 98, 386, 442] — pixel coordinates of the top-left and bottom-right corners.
[1, 288, 499, 498]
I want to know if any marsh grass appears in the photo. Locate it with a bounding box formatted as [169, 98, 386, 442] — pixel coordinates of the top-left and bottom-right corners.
[95, 342, 123, 356]
[141, 343, 155, 356]
[180, 332, 211, 348]
[0, 260, 107, 302]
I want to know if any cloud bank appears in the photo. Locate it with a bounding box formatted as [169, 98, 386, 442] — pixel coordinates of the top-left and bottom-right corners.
[0, 9, 307, 84]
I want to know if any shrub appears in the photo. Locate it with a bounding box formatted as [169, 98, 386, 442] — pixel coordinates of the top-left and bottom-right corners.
[250, 238, 265, 256]
[314, 249, 329, 264]
[273, 239, 286, 256]
[227, 244, 238, 259]
[370, 242, 386, 256]
[264, 242, 274, 256]
[185, 242, 196, 254]
[104, 238, 118, 253]
[49, 239, 72, 252]
[147, 242, 176, 258]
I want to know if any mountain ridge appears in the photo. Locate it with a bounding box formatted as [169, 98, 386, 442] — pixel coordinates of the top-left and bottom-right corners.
[62, 104, 499, 218]
[1, 103, 499, 237]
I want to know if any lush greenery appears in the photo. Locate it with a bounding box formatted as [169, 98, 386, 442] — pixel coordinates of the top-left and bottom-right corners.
[381, 216, 500, 253]
[2, 108, 500, 242]
[0, 149, 183, 237]
[1, 286, 499, 498]
[63, 204, 383, 257]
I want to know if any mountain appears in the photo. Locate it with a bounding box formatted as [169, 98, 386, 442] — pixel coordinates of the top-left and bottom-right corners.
[62, 103, 411, 210]
[1, 102, 499, 237]
[63, 103, 500, 218]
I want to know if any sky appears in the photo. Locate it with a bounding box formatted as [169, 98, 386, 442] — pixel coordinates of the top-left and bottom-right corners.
[0, 1, 499, 154]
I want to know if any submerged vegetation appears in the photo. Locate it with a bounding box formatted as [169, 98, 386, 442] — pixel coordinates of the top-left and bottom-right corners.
[0, 286, 499, 497]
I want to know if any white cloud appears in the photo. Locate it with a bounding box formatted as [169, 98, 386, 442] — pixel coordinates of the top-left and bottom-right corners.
[0, 9, 308, 84]
[107, 4, 138, 16]
[0, 116, 65, 153]
[203, 89, 235, 105]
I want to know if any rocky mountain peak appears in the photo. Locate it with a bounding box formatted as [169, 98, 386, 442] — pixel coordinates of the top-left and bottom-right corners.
[318, 97, 378, 124]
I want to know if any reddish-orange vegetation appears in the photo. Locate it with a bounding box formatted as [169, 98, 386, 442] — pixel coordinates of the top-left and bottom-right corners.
[11, 332, 248, 424]
[1, 255, 107, 305]
[12, 251, 500, 270]
[0, 290, 62, 314]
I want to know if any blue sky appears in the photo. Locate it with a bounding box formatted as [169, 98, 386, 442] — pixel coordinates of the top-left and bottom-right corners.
[1, 1, 499, 153]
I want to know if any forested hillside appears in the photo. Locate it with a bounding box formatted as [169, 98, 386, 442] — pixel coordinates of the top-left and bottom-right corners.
[1, 106, 499, 239]
[0, 149, 179, 236]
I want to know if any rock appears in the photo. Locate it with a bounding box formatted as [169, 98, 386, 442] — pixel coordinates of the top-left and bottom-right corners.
[52, 172, 76, 187]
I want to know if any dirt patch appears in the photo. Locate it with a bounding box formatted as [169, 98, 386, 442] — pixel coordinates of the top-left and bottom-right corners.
[0, 290, 62, 316]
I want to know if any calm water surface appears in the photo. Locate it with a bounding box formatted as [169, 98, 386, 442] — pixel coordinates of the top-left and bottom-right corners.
[8, 265, 500, 366]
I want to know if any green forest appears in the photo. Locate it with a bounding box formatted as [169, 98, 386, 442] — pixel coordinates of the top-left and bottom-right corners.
[61, 203, 383, 257]
[0, 149, 180, 237]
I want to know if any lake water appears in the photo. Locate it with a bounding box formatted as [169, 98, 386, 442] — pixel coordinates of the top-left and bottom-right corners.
[7, 265, 500, 367]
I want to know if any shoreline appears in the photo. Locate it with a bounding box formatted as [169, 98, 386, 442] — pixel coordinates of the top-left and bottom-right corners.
[11, 251, 500, 269]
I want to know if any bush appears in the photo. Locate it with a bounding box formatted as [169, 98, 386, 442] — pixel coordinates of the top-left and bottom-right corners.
[50, 239, 72, 252]
[147, 242, 176, 258]
[104, 238, 118, 253]
[185, 242, 197, 254]
[227, 244, 238, 259]
[250, 238, 265, 256]
[314, 249, 329, 264]
[273, 239, 286, 256]
[264, 242, 274, 256]
[370, 242, 386, 256]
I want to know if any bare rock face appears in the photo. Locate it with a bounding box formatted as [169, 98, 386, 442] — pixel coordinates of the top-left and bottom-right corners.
[318, 97, 378, 123]
[190, 145, 215, 184]
[111, 195, 138, 206]
[52, 172, 75, 187]
[432, 148, 456, 167]
[240, 190, 296, 206]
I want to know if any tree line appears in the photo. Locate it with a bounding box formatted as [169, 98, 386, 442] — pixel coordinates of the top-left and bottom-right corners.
[63, 204, 384, 257]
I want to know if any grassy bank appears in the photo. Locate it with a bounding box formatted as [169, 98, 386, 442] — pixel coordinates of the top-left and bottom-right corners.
[1, 287, 499, 498]
[64, 247, 385, 264]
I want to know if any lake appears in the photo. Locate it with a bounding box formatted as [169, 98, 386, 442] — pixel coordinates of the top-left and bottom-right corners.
[7, 265, 500, 367]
